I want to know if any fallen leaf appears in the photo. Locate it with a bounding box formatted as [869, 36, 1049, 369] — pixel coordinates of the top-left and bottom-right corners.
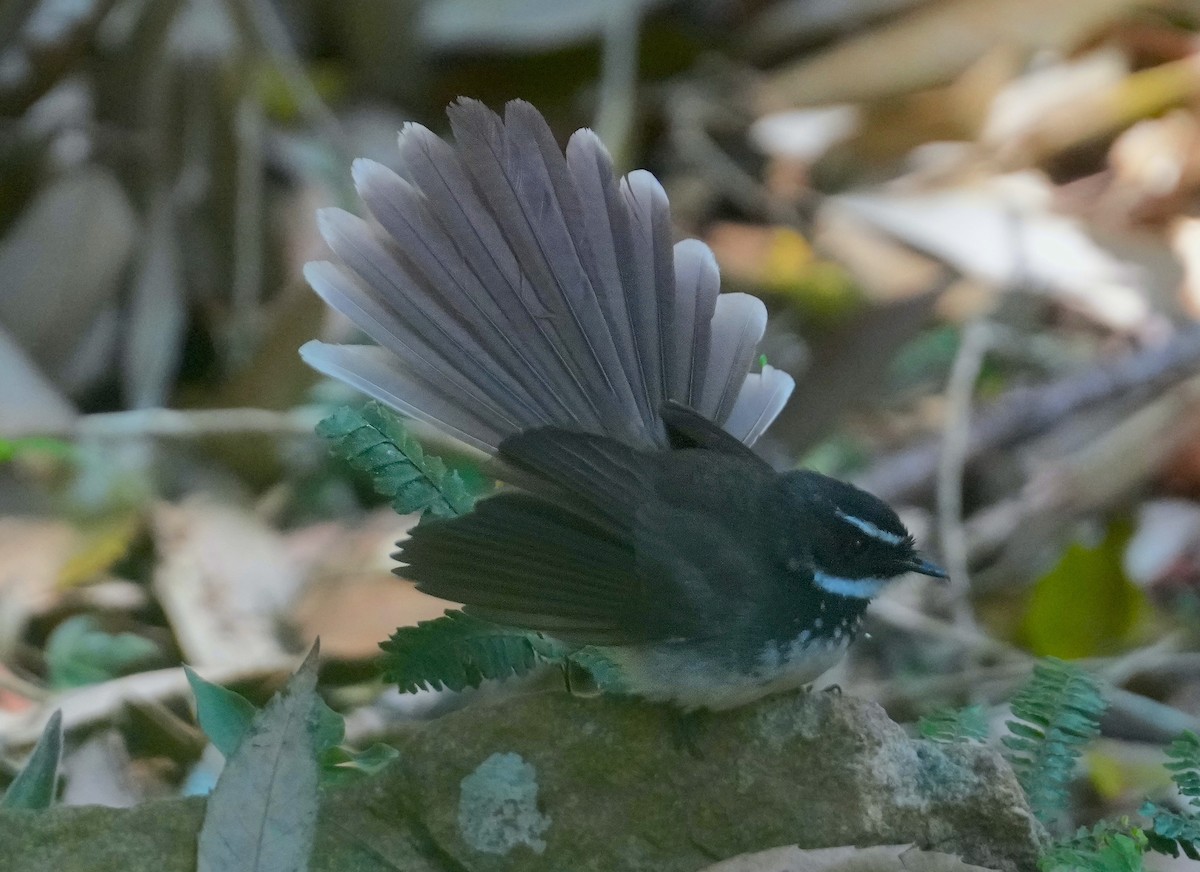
[151, 499, 302, 668]
[759, 0, 1146, 108]
[0, 517, 85, 654]
[289, 509, 456, 660]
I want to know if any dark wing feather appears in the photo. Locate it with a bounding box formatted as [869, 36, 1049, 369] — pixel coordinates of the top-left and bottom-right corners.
[495, 428, 650, 534]
[396, 493, 651, 644]
[660, 401, 772, 470]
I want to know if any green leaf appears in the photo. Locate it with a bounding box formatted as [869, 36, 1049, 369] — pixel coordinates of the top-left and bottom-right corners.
[1, 710, 62, 809]
[1141, 730, 1200, 859]
[185, 666, 258, 759]
[918, 704, 989, 743]
[1041, 820, 1148, 872]
[1022, 519, 1147, 658]
[311, 699, 345, 754]
[380, 610, 569, 693]
[0, 437, 75, 464]
[197, 644, 321, 872]
[316, 403, 480, 518]
[568, 647, 627, 694]
[318, 743, 399, 785]
[45, 615, 159, 689]
[1004, 658, 1107, 828]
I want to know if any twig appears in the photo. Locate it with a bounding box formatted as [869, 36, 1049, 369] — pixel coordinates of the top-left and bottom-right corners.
[593, 0, 642, 171]
[859, 325, 1200, 505]
[667, 86, 801, 226]
[936, 320, 991, 631]
[866, 599, 1200, 742]
[225, 0, 354, 166]
[5, 406, 327, 441]
[0, 658, 299, 749]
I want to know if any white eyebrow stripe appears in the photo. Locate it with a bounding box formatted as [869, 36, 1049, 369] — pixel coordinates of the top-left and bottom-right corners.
[812, 571, 888, 599]
[836, 510, 905, 546]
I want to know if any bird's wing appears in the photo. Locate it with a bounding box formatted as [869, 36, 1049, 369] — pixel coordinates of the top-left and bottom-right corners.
[660, 401, 773, 469]
[397, 492, 650, 644]
[396, 429, 657, 644]
[397, 426, 786, 645]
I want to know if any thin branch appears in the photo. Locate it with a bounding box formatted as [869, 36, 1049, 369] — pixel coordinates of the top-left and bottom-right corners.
[936, 320, 991, 632]
[5, 407, 327, 441]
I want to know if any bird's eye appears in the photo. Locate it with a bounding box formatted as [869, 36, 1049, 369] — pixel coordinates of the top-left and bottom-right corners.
[853, 538, 865, 551]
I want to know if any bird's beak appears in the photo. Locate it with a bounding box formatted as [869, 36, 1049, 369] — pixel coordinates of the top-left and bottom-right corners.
[906, 555, 949, 580]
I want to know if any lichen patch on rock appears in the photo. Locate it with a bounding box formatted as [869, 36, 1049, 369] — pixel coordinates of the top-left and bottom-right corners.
[457, 751, 552, 856]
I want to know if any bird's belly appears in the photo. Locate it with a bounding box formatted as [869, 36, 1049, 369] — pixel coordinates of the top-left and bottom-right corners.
[597, 633, 851, 711]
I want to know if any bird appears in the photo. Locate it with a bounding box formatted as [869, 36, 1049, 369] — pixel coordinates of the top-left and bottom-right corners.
[300, 98, 947, 710]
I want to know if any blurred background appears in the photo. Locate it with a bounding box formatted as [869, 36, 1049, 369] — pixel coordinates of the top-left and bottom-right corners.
[3, 0, 1200, 835]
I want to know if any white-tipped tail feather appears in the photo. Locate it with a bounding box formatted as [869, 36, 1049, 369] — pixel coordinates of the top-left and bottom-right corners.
[303, 99, 793, 450]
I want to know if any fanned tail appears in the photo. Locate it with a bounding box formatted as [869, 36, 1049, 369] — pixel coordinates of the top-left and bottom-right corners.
[302, 98, 793, 451]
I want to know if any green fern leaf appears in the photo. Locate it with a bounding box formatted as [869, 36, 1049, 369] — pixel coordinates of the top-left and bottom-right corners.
[918, 704, 989, 743]
[380, 610, 569, 693]
[567, 647, 627, 695]
[1163, 731, 1200, 807]
[1040, 820, 1147, 872]
[1003, 657, 1107, 827]
[316, 403, 479, 518]
[1140, 729, 1200, 860]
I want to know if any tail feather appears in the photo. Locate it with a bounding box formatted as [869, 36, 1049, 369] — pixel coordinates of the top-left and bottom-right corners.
[305, 98, 790, 451]
[350, 158, 565, 426]
[300, 342, 503, 451]
[699, 293, 769, 424]
[724, 365, 795, 447]
[671, 239, 720, 409]
[393, 123, 604, 429]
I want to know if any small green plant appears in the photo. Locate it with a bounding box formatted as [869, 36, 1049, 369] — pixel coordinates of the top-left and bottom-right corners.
[379, 610, 569, 693]
[1042, 820, 1148, 872]
[186, 665, 397, 784]
[1142, 730, 1200, 860]
[994, 659, 1200, 871]
[1003, 657, 1107, 826]
[918, 704, 989, 743]
[323, 404, 564, 693]
[316, 403, 483, 519]
[1, 711, 63, 810]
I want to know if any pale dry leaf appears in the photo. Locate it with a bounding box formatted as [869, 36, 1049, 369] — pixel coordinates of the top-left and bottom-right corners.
[982, 48, 1129, 160]
[1123, 498, 1200, 587]
[759, 0, 1144, 107]
[60, 729, 139, 809]
[989, 53, 1200, 168]
[0, 659, 298, 750]
[698, 843, 1000, 872]
[151, 499, 303, 668]
[0, 517, 84, 655]
[1108, 110, 1200, 221]
[288, 509, 456, 660]
[829, 174, 1152, 331]
[750, 106, 862, 163]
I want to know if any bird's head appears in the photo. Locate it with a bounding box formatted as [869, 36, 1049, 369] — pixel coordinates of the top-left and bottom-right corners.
[782, 470, 947, 600]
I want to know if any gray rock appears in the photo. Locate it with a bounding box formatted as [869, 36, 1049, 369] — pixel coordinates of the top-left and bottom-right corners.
[0, 690, 1043, 872]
